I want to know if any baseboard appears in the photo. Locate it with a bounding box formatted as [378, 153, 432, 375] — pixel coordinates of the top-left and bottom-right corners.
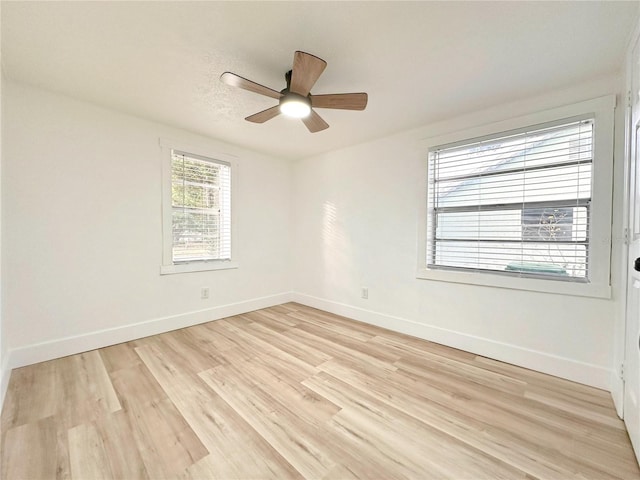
[7, 292, 293, 371]
[292, 292, 612, 390]
[0, 354, 10, 413]
[611, 369, 624, 418]
[4, 291, 613, 393]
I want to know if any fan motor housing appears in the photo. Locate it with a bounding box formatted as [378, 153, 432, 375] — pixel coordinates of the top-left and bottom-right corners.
[279, 92, 311, 118]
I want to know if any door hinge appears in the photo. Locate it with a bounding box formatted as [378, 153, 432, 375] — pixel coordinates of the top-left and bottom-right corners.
[628, 90, 633, 108]
[620, 363, 625, 381]
[624, 227, 630, 246]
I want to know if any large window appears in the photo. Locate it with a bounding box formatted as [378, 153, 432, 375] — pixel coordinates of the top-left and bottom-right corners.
[427, 118, 593, 281]
[161, 142, 236, 274]
[417, 96, 615, 298]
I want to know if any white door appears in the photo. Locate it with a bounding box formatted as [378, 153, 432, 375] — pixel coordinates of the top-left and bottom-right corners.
[624, 32, 640, 460]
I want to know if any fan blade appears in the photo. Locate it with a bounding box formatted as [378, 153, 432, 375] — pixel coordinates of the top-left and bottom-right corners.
[220, 72, 282, 100]
[290, 51, 327, 96]
[302, 109, 329, 133]
[311, 93, 368, 110]
[245, 106, 281, 123]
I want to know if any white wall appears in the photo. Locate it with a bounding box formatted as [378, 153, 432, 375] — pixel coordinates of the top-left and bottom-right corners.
[2, 81, 292, 368]
[292, 74, 626, 390]
[0, 70, 628, 403]
[0, 3, 6, 406]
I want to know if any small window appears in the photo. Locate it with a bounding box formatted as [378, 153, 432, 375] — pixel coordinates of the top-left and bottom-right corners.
[171, 150, 231, 262]
[427, 118, 593, 282]
[161, 142, 237, 275]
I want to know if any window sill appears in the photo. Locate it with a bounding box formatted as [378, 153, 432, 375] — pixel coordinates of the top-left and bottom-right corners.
[160, 261, 239, 275]
[416, 267, 611, 299]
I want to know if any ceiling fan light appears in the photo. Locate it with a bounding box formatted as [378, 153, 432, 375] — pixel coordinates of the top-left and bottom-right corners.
[279, 94, 311, 118]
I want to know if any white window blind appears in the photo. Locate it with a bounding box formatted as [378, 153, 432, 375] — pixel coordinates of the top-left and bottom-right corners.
[171, 150, 231, 264]
[427, 117, 593, 281]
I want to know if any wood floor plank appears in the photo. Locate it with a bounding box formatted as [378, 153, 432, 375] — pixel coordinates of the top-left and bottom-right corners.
[199, 363, 337, 479]
[304, 372, 530, 479]
[241, 309, 299, 330]
[56, 351, 122, 429]
[1, 416, 70, 480]
[373, 335, 527, 396]
[282, 325, 397, 372]
[1, 303, 638, 479]
[99, 341, 143, 373]
[318, 358, 623, 479]
[68, 423, 114, 480]
[244, 321, 332, 367]
[2, 350, 121, 433]
[108, 362, 209, 478]
[136, 342, 301, 479]
[393, 363, 637, 478]
[203, 365, 420, 480]
[109, 362, 168, 407]
[285, 310, 375, 342]
[265, 303, 303, 315]
[288, 305, 391, 337]
[1, 361, 59, 430]
[156, 328, 224, 374]
[94, 411, 151, 480]
[524, 388, 624, 428]
[187, 322, 241, 353]
[196, 321, 258, 364]
[395, 357, 631, 451]
[474, 354, 615, 400]
[71, 350, 122, 413]
[216, 319, 320, 379]
[293, 320, 402, 364]
[127, 397, 208, 478]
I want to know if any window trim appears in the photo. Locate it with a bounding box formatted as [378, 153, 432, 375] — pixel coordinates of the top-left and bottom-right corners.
[428, 115, 593, 282]
[417, 95, 616, 298]
[160, 138, 239, 275]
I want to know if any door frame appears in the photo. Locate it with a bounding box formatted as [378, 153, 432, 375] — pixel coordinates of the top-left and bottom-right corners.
[618, 16, 640, 431]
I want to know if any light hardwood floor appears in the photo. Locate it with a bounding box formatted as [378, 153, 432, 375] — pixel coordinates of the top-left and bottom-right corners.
[1, 302, 638, 479]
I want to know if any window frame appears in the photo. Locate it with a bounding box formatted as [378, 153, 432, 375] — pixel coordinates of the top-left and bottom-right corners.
[428, 115, 593, 282]
[160, 139, 239, 275]
[417, 95, 616, 298]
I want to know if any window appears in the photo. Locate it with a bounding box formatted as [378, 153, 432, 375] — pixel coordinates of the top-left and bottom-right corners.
[161, 141, 237, 274]
[417, 96, 615, 298]
[428, 118, 592, 281]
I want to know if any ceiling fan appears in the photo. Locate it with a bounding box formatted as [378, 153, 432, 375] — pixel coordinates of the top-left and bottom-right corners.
[220, 51, 368, 133]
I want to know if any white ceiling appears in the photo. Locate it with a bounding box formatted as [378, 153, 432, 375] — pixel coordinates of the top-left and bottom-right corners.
[2, 1, 638, 160]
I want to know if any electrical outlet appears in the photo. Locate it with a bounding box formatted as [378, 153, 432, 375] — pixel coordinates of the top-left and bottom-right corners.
[361, 287, 369, 299]
[201, 287, 210, 299]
